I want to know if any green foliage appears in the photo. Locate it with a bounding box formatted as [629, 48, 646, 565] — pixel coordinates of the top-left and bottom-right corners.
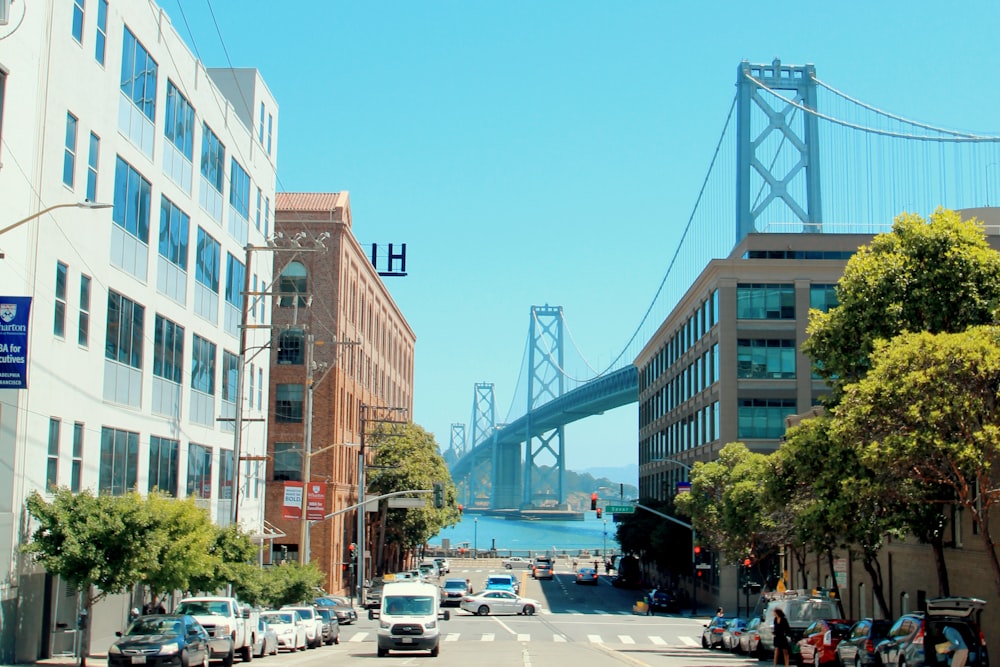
[614, 496, 691, 573]
[24, 489, 159, 604]
[367, 422, 461, 559]
[804, 208, 1000, 401]
[188, 523, 258, 595]
[675, 442, 774, 563]
[255, 562, 325, 608]
[142, 493, 218, 597]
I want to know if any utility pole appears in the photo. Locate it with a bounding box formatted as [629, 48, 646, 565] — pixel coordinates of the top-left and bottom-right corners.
[299, 333, 315, 561]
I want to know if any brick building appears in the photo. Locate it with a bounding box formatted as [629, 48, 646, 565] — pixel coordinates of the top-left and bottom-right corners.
[265, 192, 414, 595]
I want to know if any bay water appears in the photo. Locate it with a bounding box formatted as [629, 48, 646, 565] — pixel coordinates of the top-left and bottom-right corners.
[430, 512, 620, 558]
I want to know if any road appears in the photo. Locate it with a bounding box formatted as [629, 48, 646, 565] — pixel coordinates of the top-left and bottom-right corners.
[235, 557, 764, 666]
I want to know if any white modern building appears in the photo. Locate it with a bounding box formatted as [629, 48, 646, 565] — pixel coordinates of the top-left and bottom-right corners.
[0, 1, 278, 661]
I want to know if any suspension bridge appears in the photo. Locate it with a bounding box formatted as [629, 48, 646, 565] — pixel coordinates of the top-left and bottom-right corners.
[444, 59, 1000, 513]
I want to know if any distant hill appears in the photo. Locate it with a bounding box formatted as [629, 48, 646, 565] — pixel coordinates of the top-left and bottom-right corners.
[580, 464, 638, 487]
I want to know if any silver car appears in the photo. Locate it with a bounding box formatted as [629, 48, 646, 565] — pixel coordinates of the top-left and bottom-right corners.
[460, 590, 540, 616]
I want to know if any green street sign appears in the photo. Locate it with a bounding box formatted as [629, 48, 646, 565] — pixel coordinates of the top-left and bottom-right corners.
[604, 505, 635, 514]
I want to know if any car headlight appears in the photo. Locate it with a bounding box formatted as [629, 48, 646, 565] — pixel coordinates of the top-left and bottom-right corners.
[425, 621, 436, 630]
[108, 644, 122, 655]
[279, 628, 294, 637]
[158, 643, 179, 655]
[217, 624, 232, 637]
[380, 620, 391, 629]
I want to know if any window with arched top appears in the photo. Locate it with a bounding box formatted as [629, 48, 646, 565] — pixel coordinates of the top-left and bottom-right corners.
[278, 261, 307, 307]
[277, 328, 304, 365]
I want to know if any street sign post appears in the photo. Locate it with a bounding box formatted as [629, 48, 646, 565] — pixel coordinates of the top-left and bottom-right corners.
[604, 505, 635, 514]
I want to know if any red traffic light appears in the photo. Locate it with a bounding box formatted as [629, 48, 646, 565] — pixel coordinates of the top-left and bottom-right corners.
[590, 493, 598, 511]
[348, 543, 355, 552]
[743, 558, 752, 567]
[596, 508, 603, 518]
[693, 546, 702, 555]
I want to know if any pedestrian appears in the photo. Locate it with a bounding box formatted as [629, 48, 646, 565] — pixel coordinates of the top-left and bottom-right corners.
[645, 592, 654, 616]
[143, 594, 166, 615]
[716, 606, 725, 617]
[773, 607, 791, 667]
[466, 578, 472, 594]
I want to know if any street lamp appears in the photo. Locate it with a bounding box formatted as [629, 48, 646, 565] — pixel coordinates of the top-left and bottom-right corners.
[474, 517, 478, 560]
[603, 519, 607, 559]
[0, 201, 112, 237]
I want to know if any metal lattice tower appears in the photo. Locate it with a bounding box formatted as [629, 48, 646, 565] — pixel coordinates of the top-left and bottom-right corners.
[449, 423, 466, 455]
[736, 58, 822, 242]
[522, 305, 566, 508]
[470, 383, 495, 448]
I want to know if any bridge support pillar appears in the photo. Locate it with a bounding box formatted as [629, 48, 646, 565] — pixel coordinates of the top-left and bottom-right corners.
[491, 439, 522, 510]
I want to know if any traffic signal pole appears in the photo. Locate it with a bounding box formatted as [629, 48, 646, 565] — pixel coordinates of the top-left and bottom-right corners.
[630, 501, 699, 616]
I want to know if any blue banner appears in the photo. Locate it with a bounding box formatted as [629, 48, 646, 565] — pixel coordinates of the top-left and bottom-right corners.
[0, 297, 32, 389]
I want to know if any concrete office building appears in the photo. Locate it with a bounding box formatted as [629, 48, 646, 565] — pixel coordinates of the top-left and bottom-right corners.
[0, 1, 277, 661]
[266, 192, 415, 596]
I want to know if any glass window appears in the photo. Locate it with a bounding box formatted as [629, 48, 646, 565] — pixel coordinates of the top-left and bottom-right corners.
[149, 435, 179, 496]
[225, 253, 245, 308]
[94, 0, 108, 64]
[191, 334, 216, 395]
[278, 261, 307, 307]
[71, 422, 84, 492]
[105, 291, 144, 369]
[164, 81, 195, 159]
[78, 275, 91, 346]
[72, 0, 85, 43]
[158, 196, 190, 270]
[229, 158, 250, 219]
[200, 123, 225, 193]
[736, 339, 796, 379]
[275, 384, 303, 423]
[255, 188, 262, 231]
[277, 328, 304, 365]
[195, 227, 220, 292]
[810, 284, 839, 313]
[219, 449, 233, 500]
[120, 28, 157, 121]
[736, 284, 795, 319]
[153, 315, 184, 383]
[737, 399, 797, 439]
[63, 112, 78, 187]
[258, 102, 265, 143]
[86, 132, 100, 202]
[267, 114, 273, 155]
[54, 261, 68, 337]
[273, 442, 301, 481]
[99, 426, 138, 496]
[187, 443, 212, 499]
[222, 351, 239, 403]
[113, 156, 152, 242]
[47, 418, 60, 489]
[264, 196, 270, 237]
[257, 367, 262, 409]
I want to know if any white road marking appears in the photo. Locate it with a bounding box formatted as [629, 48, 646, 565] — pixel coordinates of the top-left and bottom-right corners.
[553, 634, 567, 643]
[650, 636, 667, 645]
[481, 633, 495, 641]
[445, 633, 460, 642]
[517, 633, 531, 642]
[347, 632, 367, 642]
[679, 635, 699, 646]
[618, 635, 635, 644]
[587, 634, 604, 643]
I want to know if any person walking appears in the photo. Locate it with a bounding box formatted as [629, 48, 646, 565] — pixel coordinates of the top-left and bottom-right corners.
[773, 607, 791, 667]
[143, 594, 166, 615]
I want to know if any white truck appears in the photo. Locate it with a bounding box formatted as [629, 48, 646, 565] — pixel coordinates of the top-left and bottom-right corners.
[174, 596, 258, 665]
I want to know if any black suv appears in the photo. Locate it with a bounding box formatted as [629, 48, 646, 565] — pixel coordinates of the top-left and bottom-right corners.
[875, 598, 988, 667]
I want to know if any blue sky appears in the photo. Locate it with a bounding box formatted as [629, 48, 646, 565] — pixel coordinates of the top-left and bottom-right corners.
[168, 1, 1000, 471]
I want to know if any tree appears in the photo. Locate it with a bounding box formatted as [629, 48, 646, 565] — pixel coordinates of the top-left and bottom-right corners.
[142, 493, 218, 600]
[614, 496, 691, 578]
[188, 523, 257, 595]
[366, 423, 461, 573]
[804, 208, 1000, 401]
[256, 562, 325, 608]
[24, 489, 158, 666]
[836, 327, 1000, 598]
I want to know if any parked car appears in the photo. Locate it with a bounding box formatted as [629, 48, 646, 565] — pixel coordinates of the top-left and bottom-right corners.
[797, 618, 854, 667]
[837, 619, 891, 667]
[649, 588, 679, 612]
[259, 611, 306, 652]
[279, 605, 323, 649]
[418, 561, 439, 579]
[739, 616, 764, 658]
[108, 614, 211, 667]
[875, 598, 989, 667]
[484, 574, 520, 594]
[312, 607, 340, 645]
[758, 590, 844, 655]
[702, 615, 731, 649]
[721, 618, 750, 652]
[441, 578, 471, 607]
[460, 590, 541, 616]
[434, 557, 451, 574]
[503, 556, 533, 570]
[253, 617, 278, 658]
[314, 597, 357, 626]
[575, 567, 599, 585]
[173, 596, 255, 665]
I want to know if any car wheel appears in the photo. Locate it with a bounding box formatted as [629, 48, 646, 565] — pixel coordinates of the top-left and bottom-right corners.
[703, 636, 709, 649]
[240, 642, 253, 663]
[334, 634, 339, 645]
[222, 647, 234, 667]
[855, 656, 862, 667]
[377, 648, 388, 657]
[477, 605, 490, 616]
[523, 605, 535, 616]
[430, 644, 439, 657]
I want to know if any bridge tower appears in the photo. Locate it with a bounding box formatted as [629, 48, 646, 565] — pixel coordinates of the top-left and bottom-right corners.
[736, 59, 822, 242]
[448, 423, 470, 505]
[449, 423, 466, 456]
[522, 305, 566, 509]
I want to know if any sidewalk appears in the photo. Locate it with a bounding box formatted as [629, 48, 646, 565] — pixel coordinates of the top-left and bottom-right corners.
[2, 655, 104, 667]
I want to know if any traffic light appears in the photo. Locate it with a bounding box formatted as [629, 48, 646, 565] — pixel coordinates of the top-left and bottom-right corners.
[590, 493, 598, 511]
[596, 508, 603, 519]
[693, 545, 703, 577]
[433, 482, 444, 509]
[457, 503, 464, 514]
[348, 542, 357, 563]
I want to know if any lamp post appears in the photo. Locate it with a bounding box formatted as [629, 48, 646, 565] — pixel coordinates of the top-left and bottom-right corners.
[0, 201, 112, 237]
[603, 519, 607, 559]
[474, 517, 478, 560]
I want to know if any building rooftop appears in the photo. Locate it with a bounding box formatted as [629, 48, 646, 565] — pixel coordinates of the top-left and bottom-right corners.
[276, 192, 349, 213]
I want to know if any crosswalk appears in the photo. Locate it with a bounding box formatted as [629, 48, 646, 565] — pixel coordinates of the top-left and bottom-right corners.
[339, 630, 702, 646]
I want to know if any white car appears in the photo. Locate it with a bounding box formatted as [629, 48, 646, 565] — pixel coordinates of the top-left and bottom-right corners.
[280, 605, 323, 648]
[259, 611, 306, 652]
[460, 590, 540, 616]
[434, 557, 450, 574]
[502, 556, 533, 570]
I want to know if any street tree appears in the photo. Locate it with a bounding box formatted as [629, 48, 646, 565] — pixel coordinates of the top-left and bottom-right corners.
[187, 523, 257, 595]
[366, 422, 461, 572]
[804, 208, 1000, 401]
[836, 327, 1000, 598]
[614, 497, 691, 578]
[141, 493, 218, 601]
[256, 561, 325, 608]
[24, 489, 158, 666]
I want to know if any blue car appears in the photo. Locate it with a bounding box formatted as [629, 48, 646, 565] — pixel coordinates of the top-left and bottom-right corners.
[484, 574, 519, 594]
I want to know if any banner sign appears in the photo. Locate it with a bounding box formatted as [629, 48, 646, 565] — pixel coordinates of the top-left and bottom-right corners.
[282, 482, 303, 520]
[0, 297, 31, 389]
[306, 482, 326, 521]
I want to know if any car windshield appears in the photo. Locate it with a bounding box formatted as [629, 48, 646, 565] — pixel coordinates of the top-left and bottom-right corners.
[384, 595, 434, 616]
[488, 577, 512, 585]
[785, 599, 841, 623]
[175, 601, 229, 616]
[261, 613, 294, 625]
[444, 580, 467, 591]
[127, 618, 184, 636]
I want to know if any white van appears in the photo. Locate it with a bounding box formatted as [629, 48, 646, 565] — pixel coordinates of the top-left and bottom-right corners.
[370, 580, 449, 657]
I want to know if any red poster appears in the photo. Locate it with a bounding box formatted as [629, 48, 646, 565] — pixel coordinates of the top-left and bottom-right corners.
[306, 482, 326, 521]
[282, 482, 303, 520]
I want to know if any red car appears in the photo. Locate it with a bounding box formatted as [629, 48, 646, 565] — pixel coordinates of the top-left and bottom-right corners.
[796, 618, 853, 667]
